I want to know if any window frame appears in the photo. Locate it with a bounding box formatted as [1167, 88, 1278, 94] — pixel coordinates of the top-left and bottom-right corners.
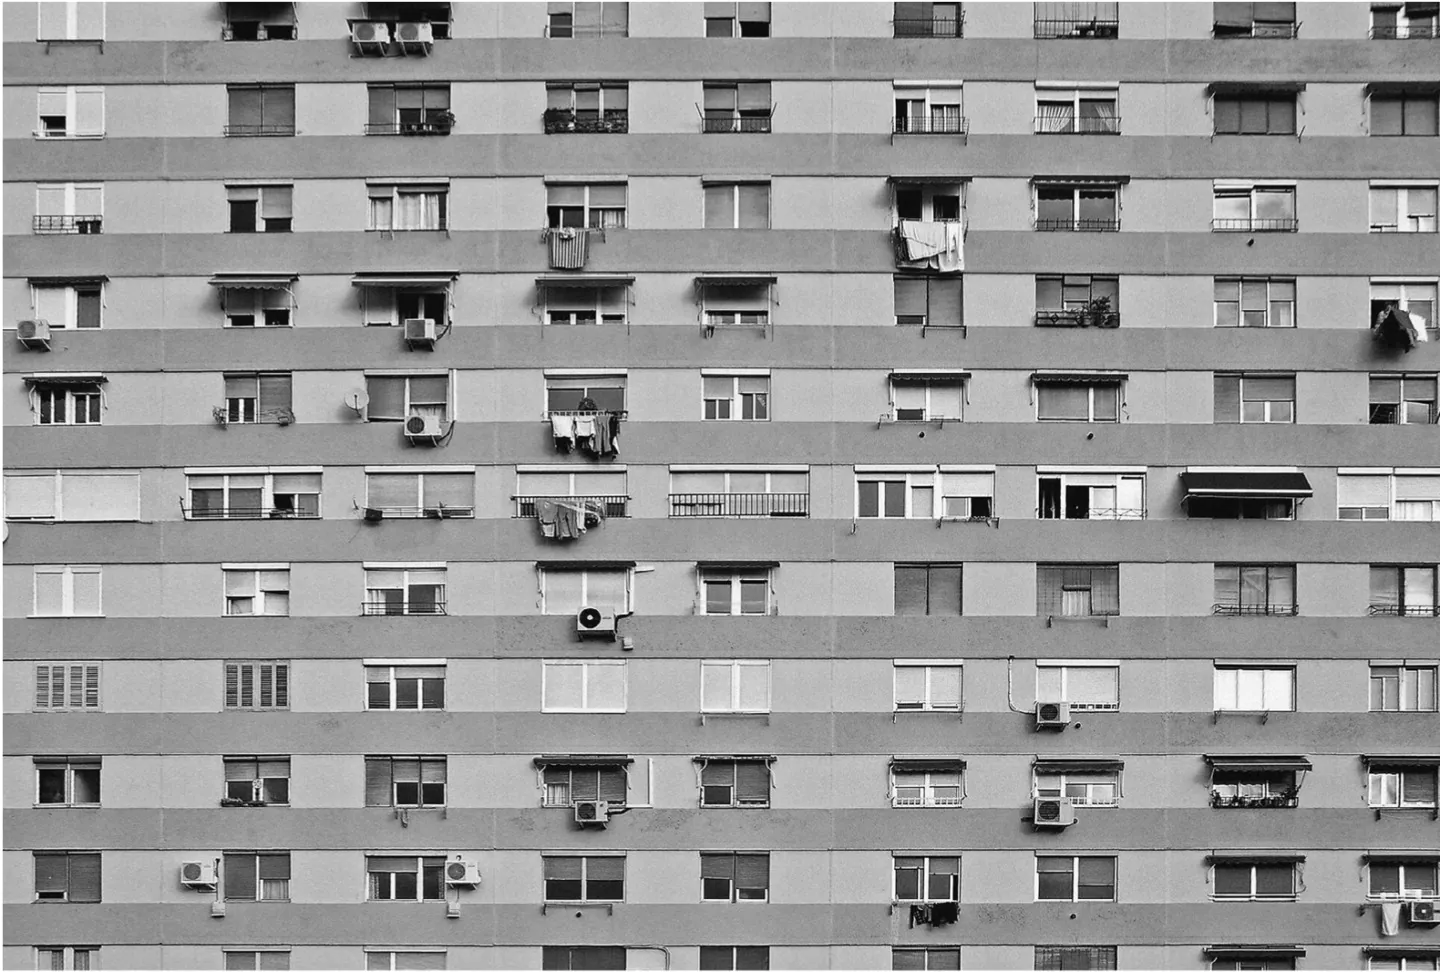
[1035, 661, 1121, 710]
[893, 660, 963, 712]
[542, 659, 629, 713]
[889, 376, 965, 422]
[1367, 859, 1440, 898]
[220, 372, 294, 425]
[1034, 855, 1117, 902]
[1370, 92, 1440, 136]
[224, 83, 296, 137]
[1369, 375, 1438, 425]
[226, 184, 293, 234]
[1369, 566, 1440, 618]
[223, 851, 291, 902]
[363, 661, 447, 710]
[700, 852, 771, 902]
[1034, 84, 1120, 134]
[31, 379, 103, 427]
[363, 950, 448, 972]
[1035, 564, 1121, 618]
[1371, 280, 1438, 331]
[33, 851, 101, 903]
[34, 663, 100, 712]
[35, 757, 101, 808]
[33, 182, 103, 234]
[543, 854, 627, 902]
[1035, 381, 1121, 423]
[1036, 470, 1146, 521]
[365, 855, 446, 901]
[1368, 766, 1440, 809]
[700, 659, 772, 714]
[890, 766, 964, 808]
[701, 81, 774, 133]
[893, 855, 961, 903]
[541, 762, 629, 809]
[1033, 767, 1119, 807]
[546, 182, 628, 229]
[699, 566, 773, 616]
[223, 949, 292, 971]
[363, 372, 453, 424]
[222, 756, 290, 806]
[1340, 471, 1440, 521]
[893, 563, 963, 617]
[856, 468, 995, 520]
[367, 183, 449, 232]
[1212, 183, 1297, 232]
[1214, 373, 1297, 424]
[36, 85, 104, 139]
[1035, 945, 1118, 971]
[698, 758, 773, 809]
[893, 82, 965, 135]
[5, 471, 139, 523]
[223, 660, 289, 711]
[1370, 183, 1439, 233]
[1370, 662, 1440, 711]
[29, 279, 103, 329]
[1033, 183, 1119, 232]
[1213, 277, 1297, 328]
[702, 373, 771, 421]
[222, 565, 291, 618]
[366, 83, 452, 135]
[546, 1, 629, 37]
[1209, 859, 1300, 901]
[32, 565, 102, 618]
[539, 566, 633, 615]
[544, 373, 627, 418]
[185, 468, 319, 519]
[36, 1, 106, 41]
[366, 467, 477, 518]
[1213, 665, 1297, 712]
[703, 181, 772, 229]
[1212, 92, 1298, 135]
[365, 755, 447, 808]
[1213, 564, 1298, 617]
[35, 946, 101, 971]
[705, 1, 771, 37]
[700, 946, 771, 971]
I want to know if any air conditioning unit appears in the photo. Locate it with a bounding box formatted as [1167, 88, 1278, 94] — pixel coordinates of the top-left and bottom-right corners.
[575, 800, 611, 826]
[404, 414, 444, 445]
[395, 21, 434, 52]
[1410, 900, 1440, 926]
[576, 606, 618, 640]
[350, 20, 390, 52]
[404, 317, 437, 349]
[445, 859, 480, 887]
[1035, 700, 1072, 730]
[180, 861, 218, 888]
[1032, 797, 1077, 829]
[17, 319, 51, 350]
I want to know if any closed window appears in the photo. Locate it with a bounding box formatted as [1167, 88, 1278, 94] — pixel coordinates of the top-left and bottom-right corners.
[31, 279, 102, 328]
[547, 183, 626, 229]
[30, 378, 102, 426]
[1035, 946, 1117, 970]
[1369, 859, 1439, 897]
[701, 947, 770, 971]
[706, 1, 770, 35]
[1372, 2, 1440, 38]
[364, 952, 446, 972]
[1036, 565, 1120, 617]
[1367, 956, 1439, 972]
[1370, 375, 1437, 425]
[365, 663, 446, 709]
[670, 469, 807, 518]
[894, 856, 959, 902]
[224, 852, 290, 901]
[1036, 856, 1115, 901]
[858, 470, 993, 519]
[1211, 859, 1299, 900]
[223, 757, 290, 806]
[891, 765, 964, 807]
[891, 376, 964, 421]
[37, 85, 103, 138]
[543, 660, 627, 712]
[894, 661, 962, 711]
[226, 951, 291, 971]
[516, 469, 627, 518]
[1034, 767, 1119, 807]
[704, 182, 770, 228]
[545, 374, 626, 415]
[1371, 184, 1438, 232]
[701, 660, 771, 713]
[1371, 281, 1437, 331]
[34, 852, 101, 902]
[702, 281, 771, 328]
[226, 84, 294, 136]
[1035, 275, 1119, 326]
[1214, 666, 1295, 711]
[542, 763, 628, 807]
[700, 759, 771, 808]
[368, 184, 448, 231]
[41, 948, 101, 971]
[1213, 93, 1297, 134]
[367, 469, 476, 517]
[702, 853, 770, 901]
[1372, 93, 1439, 136]
[1369, 566, 1439, 617]
[1369, 765, 1439, 808]
[365, 756, 446, 807]
[1214, 278, 1295, 327]
[544, 855, 625, 901]
[35, 758, 100, 807]
[1370, 664, 1438, 710]
[224, 661, 289, 710]
[894, 276, 963, 327]
[545, 82, 628, 133]
[1213, 0, 1296, 35]
[187, 470, 319, 519]
[223, 373, 293, 424]
[1034, 183, 1118, 231]
[894, 564, 962, 616]
[1037, 472, 1145, 520]
[543, 282, 628, 326]
[547, 2, 629, 37]
[1340, 472, 1440, 520]
[1213, 183, 1296, 231]
[224, 567, 290, 617]
[893, 2, 962, 37]
[33, 565, 101, 617]
[367, 856, 444, 900]
[1214, 374, 1295, 423]
[1036, 663, 1120, 710]
[1036, 380, 1120, 422]
[37, 1, 105, 40]
[1213, 565, 1297, 616]
[703, 82, 772, 133]
[34, 182, 102, 234]
[367, 84, 451, 135]
[893, 949, 960, 971]
[703, 374, 770, 420]
[1035, 86, 1118, 134]
[5, 472, 137, 522]
[700, 567, 772, 615]
[227, 185, 292, 233]
[541, 567, 631, 614]
[34, 664, 100, 711]
[365, 374, 450, 424]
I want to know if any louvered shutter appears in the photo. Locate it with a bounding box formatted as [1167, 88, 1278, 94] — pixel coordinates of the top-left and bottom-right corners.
[1214, 374, 1241, 422]
[225, 664, 241, 707]
[1036, 567, 1063, 614]
[34, 853, 68, 895]
[928, 278, 963, 327]
[365, 758, 393, 806]
[701, 853, 735, 880]
[739, 2, 771, 21]
[36, 666, 56, 708]
[261, 186, 292, 221]
[704, 1, 732, 15]
[598, 766, 627, 803]
[396, 954, 446, 971]
[701, 761, 732, 786]
[225, 852, 257, 901]
[423, 473, 474, 507]
[589, 184, 627, 208]
[366, 376, 405, 421]
[1213, 2, 1254, 28]
[226, 759, 258, 782]
[258, 853, 290, 882]
[257, 375, 292, 421]
[1394, 475, 1440, 502]
[737, 83, 771, 111]
[1090, 567, 1120, 614]
[264, 87, 295, 129]
[229, 88, 263, 128]
[574, 1, 602, 30]
[1339, 475, 1391, 509]
[735, 853, 769, 890]
[586, 856, 624, 882]
[76, 89, 104, 136]
[545, 855, 582, 880]
[69, 854, 103, 900]
[736, 761, 770, 803]
[1244, 376, 1294, 401]
[894, 278, 927, 319]
[1253, 1, 1294, 20]
[421, 758, 446, 784]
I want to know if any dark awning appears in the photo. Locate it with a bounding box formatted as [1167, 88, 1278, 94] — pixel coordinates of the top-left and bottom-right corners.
[1034, 756, 1125, 773]
[533, 755, 633, 768]
[1205, 947, 1306, 959]
[1205, 755, 1313, 773]
[1206, 852, 1306, 864]
[1364, 948, 1440, 958]
[536, 560, 636, 572]
[536, 274, 635, 289]
[1032, 371, 1127, 385]
[1364, 851, 1440, 863]
[23, 373, 107, 386]
[208, 273, 297, 290]
[1182, 472, 1313, 499]
[351, 273, 457, 288]
[28, 275, 108, 286]
[892, 757, 968, 772]
[693, 754, 776, 763]
[890, 370, 971, 382]
[887, 175, 972, 185]
[1209, 82, 1307, 95]
[697, 561, 780, 570]
[1368, 82, 1440, 97]
[1031, 175, 1131, 186]
[1364, 754, 1440, 767]
[695, 273, 777, 288]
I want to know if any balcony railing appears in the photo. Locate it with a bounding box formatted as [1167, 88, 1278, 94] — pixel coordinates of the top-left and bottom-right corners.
[1370, 24, 1439, 38]
[364, 119, 452, 136]
[544, 23, 628, 37]
[1215, 22, 1300, 37]
[1212, 603, 1299, 617]
[1034, 310, 1121, 328]
[1038, 509, 1146, 520]
[1034, 18, 1119, 38]
[221, 23, 296, 40]
[33, 215, 102, 235]
[543, 108, 629, 134]
[669, 492, 809, 517]
[358, 505, 475, 519]
[222, 124, 296, 137]
[1368, 604, 1440, 617]
[183, 505, 321, 520]
[893, 17, 962, 37]
[1035, 217, 1120, 232]
[362, 599, 448, 616]
[892, 116, 969, 135]
[545, 408, 628, 421]
[1212, 217, 1298, 232]
[702, 115, 773, 134]
[1369, 404, 1440, 424]
[1034, 115, 1121, 134]
[516, 494, 630, 518]
[1210, 792, 1300, 809]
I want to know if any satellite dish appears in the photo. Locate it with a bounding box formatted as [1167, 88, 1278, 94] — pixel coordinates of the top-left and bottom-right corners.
[345, 389, 370, 415]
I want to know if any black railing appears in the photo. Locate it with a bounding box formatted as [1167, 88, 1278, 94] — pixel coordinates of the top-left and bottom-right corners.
[1035, 217, 1120, 232]
[545, 408, 628, 421]
[1213, 603, 1299, 617]
[362, 599, 447, 616]
[1034, 18, 1118, 38]
[1368, 604, 1440, 617]
[365, 120, 452, 136]
[1210, 792, 1300, 809]
[221, 24, 296, 40]
[223, 124, 296, 137]
[543, 108, 629, 134]
[1370, 24, 1439, 38]
[1034, 115, 1121, 134]
[1034, 310, 1121, 328]
[1369, 404, 1439, 424]
[702, 115, 772, 134]
[1215, 22, 1300, 37]
[1212, 217, 1297, 232]
[515, 495, 629, 518]
[669, 492, 809, 518]
[184, 505, 320, 520]
[892, 116, 969, 135]
[893, 17, 962, 37]
[371, 217, 449, 232]
[33, 215, 102, 235]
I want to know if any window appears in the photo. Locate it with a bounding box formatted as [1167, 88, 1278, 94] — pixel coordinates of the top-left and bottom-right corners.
[1214, 374, 1295, 423]
[223, 852, 290, 901]
[894, 564, 962, 616]
[226, 84, 294, 136]
[227, 185, 292, 233]
[1371, 281, 1437, 331]
[365, 756, 446, 807]
[1370, 663, 1439, 711]
[894, 276, 963, 328]
[540, 566, 631, 614]
[1370, 184, 1438, 232]
[1371, 92, 1439, 136]
[28, 376, 102, 426]
[1035, 275, 1119, 327]
[858, 469, 994, 519]
[1209, 956, 1297, 972]
[702, 374, 770, 420]
[367, 84, 451, 135]
[34, 664, 99, 711]
[1213, 565, 1297, 616]
[223, 0, 297, 40]
[699, 279, 773, 328]
[670, 469, 807, 517]
[223, 757, 289, 806]
[1036, 662, 1120, 710]
[700, 566, 772, 615]
[1213, 666, 1295, 711]
[890, 374, 965, 421]
[36, 758, 100, 807]
[213, 275, 295, 327]
[1213, 92, 1297, 134]
[1036, 566, 1120, 617]
[547, 2, 628, 37]
[1035, 378, 1121, 422]
[1340, 471, 1440, 520]
[894, 661, 962, 711]
[1369, 858, 1440, 897]
[223, 567, 289, 617]
[547, 182, 626, 229]
[703, 182, 770, 229]
[891, 761, 964, 807]
[363, 1, 452, 37]
[355, 276, 452, 328]
[894, 182, 964, 223]
[894, 856, 959, 902]
[1037, 471, 1144, 520]
[700, 759, 772, 808]
[542, 280, 630, 326]
[367, 468, 476, 517]
[706, 1, 770, 36]
[36, 86, 103, 138]
[545, 82, 629, 134]
[1034, 1, 1118, 37]
[30, 278, 102, 328]
[516, 469, 627, 518]
[702, 853, 770, 901]
[34, 182, 102, 234]
[545, 374, 626, 416]
[1211, 858, 1300, 900]
[1213, 1, 1297, 36]
[368, 183, 448, 231]
[544, 948, 626, 971]
[703, 82, 772, 133]
[1034, 763, 1119, 807]
[37, 1, 105, 39]
[1208, 758, 1305, 808]
[367, 856, 445, 900]
[1035, 85, 1118, 134]
[1373, 2, 1440, 38]
[364, 952, 446, 972]
[223, 373, 293, 424]
[894, 2, 962, 37]
[1368, 764, 1440, 809]
[541, 761, 628, 808]
[1036, 856, 1115, 901]
[1370, 567, 1440, 618]
[1035, 946, 1117, 970]
[186, 469, 320, 519]
[1213, 278, 1295, 327]
[1367, 956, 1440, 972]
[702, 947, 770, 971]
[5, 471, 137, 522]
[1034, 182, 1119, 231]
[224, 661, 289, 710]
[226, 951, 291, 971]
[544, 855, 625, 901]
[365, 662, 446, 709]
[38, 948, 100, 971]
[34, 852, 100, 902]
[1370, 375, 1438, 424]
[543, 660, 627, 712]
[894, 84, 964, 135]
[1212, 182, 1296, 231]
[365, 373, 451, 423]
[701, 660, 771, 713]
[32, 565, 101, 617]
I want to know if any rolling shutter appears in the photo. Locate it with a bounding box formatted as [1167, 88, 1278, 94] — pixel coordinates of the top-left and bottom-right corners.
[736, 761, 771, 802]
[69, 856, 102, 904]
[224, 852, 257, 901]
[365, 758, 392, 806]
[928, 278, 963, 327]
[1214, 375, 1241, 422]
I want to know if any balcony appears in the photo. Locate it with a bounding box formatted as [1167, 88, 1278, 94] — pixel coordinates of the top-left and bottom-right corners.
[1368, 604, 1440, 617]
[361, 599, 448, 616]
[222, 124, 295, 137]
[1212, 603, 1299, 617]
[892, 116, 969, 136]
[182, 505, 320, 520]
[222, 23, 295, 40]
[1371, 24, 1439, 37]
[516, 495, 629, 518]
[1214, 21, 1300, 37]
[365, 116, 453, 136]
[33, 215, 102, 235]
[1210, 791, 1300, 809]
[1035, 217, 1119, 232]
[1034, 18, 1118, 38]
[1370, 403, 1439, 424]
[669, 493, 810, 517]
[1034, 115, 1121, 135]
[702, 115, 772, 134]
[1212, 218, 1298, 232]
[1034, 309, 1120, 329]
[893, 17, 962, 37]
[543, 108, 629, 134]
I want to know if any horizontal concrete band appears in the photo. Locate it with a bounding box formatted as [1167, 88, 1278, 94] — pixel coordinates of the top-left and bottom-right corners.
[6, 231, 1440, 278]
[6, 135, 1440, 182]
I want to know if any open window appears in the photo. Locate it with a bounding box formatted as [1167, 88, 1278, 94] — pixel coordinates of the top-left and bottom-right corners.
[1372, 2, 1440, 38]
[1037, 468, 1144, 520]
[545, 82, 629, 133]
[34, 182, 102, 235]
[696, 757, 772, 808]
[537, 275, 632, 325]
[536, 755, 631, 808]
[223, 373, 293, 424]
[352, 273, 454, 329]
[36, 86, 103, 138]
[893, 82, 965, 135]
[1036, 567, 1119, 617]
[1366, 757, 1440, 811]
[1370, 183, 1438, 232]
[223, 756, 290, 806]
[516, 467, 628, 518]
[702, 82, 773, 133]
[210, 274, 296, 327]
[1180, 468, 1310, 519]
[30, 276, 103, 329]
[185, 468, 319, 519]
[705, 1, 770, 36]
[1035, 275, 1118, 327]
[701, 372, 770, 421]
[890, 177, 966, 272]
[363, 567, 447, 617]
[893, 2, 962, 37]
[1033, 177, 1122, 232]
[1206, 755, 1309, 808]
[891, 757, 965, 806]
[1033, 372, 1124, 422]
[670, 467, 807, 517]
[227, 184, 292, 233]
[889, 371, 966, 422]
[367, 183, 448, 231]
[696, 274, 776, 333]
[1033, 756, 1122, 806]
[1212, 1, 1297, 37]
[224, 2, 297, 40]
[26, 374, 105, 426]
[1034, 1, 1118, 37]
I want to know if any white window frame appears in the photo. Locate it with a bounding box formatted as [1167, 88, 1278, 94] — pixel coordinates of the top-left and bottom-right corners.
[1367, 860, 1440, 899]
[223, 756, 290, 805]
[704, 309, 770, 327]
[701, 371, 771, 420]
[365, 466, 477, 518]
[893, 855, 960, 903]
[35, 758, 101, 807]
[30, 378, 104, 426]
[184, 468, 321, 519]
[1213, 277, 1297, 328]
[222, 564, 291, 618]
[702, 181, 771, 229]
[362, 659, 447, 711]
[705, 1, 771, 36]
[890, 767, 964, 807]
[892, 180, 967, 225]
[668, 467, 808, 517]
[223, 372, 291, 425]
[1035, 381, 1121, 422]
[893, 660, 963, 712]
[1219, 373, 1296, 424]
[1213, 666, 1297, 712]
[30, 280, 103, 329]
[365, 856, 446, 901]
[889, 374, 966, 422]
[363, 565, 447, 617]
[37, 1, 106, 40]
[367, 183, 448, 232]
[36, 85, 104, 138]
[1340, 470, 1440, 521]
[539, 567, 633, 615]
[1033, 768, 1120, 807]
[1212, 182, 1297, 229]
[1367, 957, 1440, 972]
[32, 565, 101, 618]
[1036, 468, 1146, 520]
[4, 471, 139, 523]
[893, 81, 965, 135]
[1368, 768, 1440, 809]
[856, 466, 996, 520]
[542, 659, 628, 713]
[221, 949, 291, 971]
[1034, 83, 1119, 133]
[700, 659, 772, 714]
[546, 182, 628, 229]
[363, 371, 454, 424]
[1209, 860, 1299, 901]
[34, 947, 99, 970]
[1370, 375, 1438, 425]
[1370, 182, 1439, 233]
[226, 183, 292, 233]
[1035, 660, 1121, 711]
[543, 284, 629, 327]
[544, 854, 627, 902]
[699, 567, 773, 616]
[35, 182, 103, 223]
[892, 949, 963, 972]
[225, 852, 290, 901]
[1370, 663, 1440, 712]
[1035, 855, 1117, 902]
[543, 372, 627, 418]
[362, 950, 447, 972]
[1372, 280, 1438, 326]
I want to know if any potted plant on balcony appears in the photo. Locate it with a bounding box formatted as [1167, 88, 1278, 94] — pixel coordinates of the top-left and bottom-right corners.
[1084, 296, 1116, 328]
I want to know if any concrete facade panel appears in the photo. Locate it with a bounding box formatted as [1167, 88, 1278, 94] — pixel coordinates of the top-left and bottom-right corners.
[295, 83, 368, 138]
[957, 563, 1035, 616]
[964, 82, 1038, 136]
[776, 82, 845, 135]
[630, 177, 699, 230]
[110, 84, 225, 140]
[627, 81, 700, 135]
[294, 179, 369, 233]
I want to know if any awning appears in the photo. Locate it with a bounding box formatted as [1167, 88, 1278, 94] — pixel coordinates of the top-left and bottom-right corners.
[533, 755, 633, 768]
[891, 757, 967, 772]
[695, 273, 777, 288]
[351, 273, 457, 288]
[1205, 852, 1306, 864]
[536, 274, 635, 289]
[1364, 948, 1440, 958]
[697, 560, 780, 570]
[1364, 754, 1440, 767]
[28, 275, 108, 285]
[23, 373, 107, 386]
[1031, 175, 1131, 186]
[208, 273, 297, 290]
[1182, 472, 1313, 499]
[1032, 371, 1127, 385]
[535, 560, 637, 571]
[692, 755, 776, 763]
[887, 175, 972, 185]
[1209, 82, 1307, 95]
[1364, 851, 1440, 863]
[1205, 755, 1313, 773]
[890, 370, 972, 382]
[1367, 82, 1440, 97]
[1034, 756, 1125, 773]
[1204, 947, 1306, 959]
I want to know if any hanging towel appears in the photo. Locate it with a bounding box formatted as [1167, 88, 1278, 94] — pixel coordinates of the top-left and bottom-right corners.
[536, 498, 560, 539]
[554, 503, 581, 540]
[573, 414, 596, 439]
[592, 411, 613, 456]
[898, 219, 948, 261]
[935, 221, 964, 272]
[1381, 901, 1402, 936]
[551, 413, 576, 449]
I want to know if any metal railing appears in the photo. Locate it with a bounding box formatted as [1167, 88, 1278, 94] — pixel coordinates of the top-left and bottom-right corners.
[1212, 603, 1299, 617]
[669, 492, 809, 518]
[515, 495, 630, 518]
[33, 215, 102, 235]
[702, 115, 772, 134]
[1215, 22, 1300, 37]
[543, 108, 629, 134]
[1368, 604, 1440, 617]
[371, 217, 449, 232]
[1034, 18, 1119, 38]
[1037, 508, 1146, 520]
[221, 24, 296, 40]
[892, 116, 969, 135]
[362, 599, 448, 616]
[1035, 217, 1120, 232]
[1034, 115, 1121, 134]
[183, 505, 320, 520]
[544, 23, 628, 37]
[1370, 24, 1439, 38]
[1369, 404, 1440, 424]
[364, 120, 452, 136]
[545, 408, 628, 421]
[1034, 310, 1121, 328]
[1212, 217, 1298, 232]
[223, 124, 296, 137]
[1210, 792, 1300, 809]
[893, 17, 962, 37]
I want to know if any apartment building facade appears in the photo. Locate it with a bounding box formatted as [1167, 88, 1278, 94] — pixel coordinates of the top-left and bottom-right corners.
[3, 1, 1440, 969]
